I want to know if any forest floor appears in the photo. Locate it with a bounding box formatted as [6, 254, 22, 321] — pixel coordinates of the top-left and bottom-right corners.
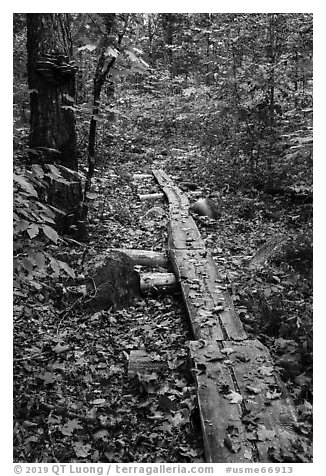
[13, 125, 313, 462]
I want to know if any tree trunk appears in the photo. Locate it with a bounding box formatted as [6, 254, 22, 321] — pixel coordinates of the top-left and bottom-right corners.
[161, 13, 175, 78]
[26, 14, 78, 171]
[84, 13, 129, 196]
[267, 13, 276, 179]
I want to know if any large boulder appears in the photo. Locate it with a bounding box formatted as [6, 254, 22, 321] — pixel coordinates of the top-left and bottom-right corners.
[86, 251, 141, 310]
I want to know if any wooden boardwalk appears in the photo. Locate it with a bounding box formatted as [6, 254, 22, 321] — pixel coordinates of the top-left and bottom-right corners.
[152, 168, 309, 463]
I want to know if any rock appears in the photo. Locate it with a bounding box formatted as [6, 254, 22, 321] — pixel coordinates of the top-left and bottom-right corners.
[189, 197, 221, 220]
[86, 251, 140, 310]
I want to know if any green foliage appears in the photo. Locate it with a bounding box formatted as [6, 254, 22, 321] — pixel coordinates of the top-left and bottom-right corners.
[14, 165, 76, 297]
[117, 13, 312, 191]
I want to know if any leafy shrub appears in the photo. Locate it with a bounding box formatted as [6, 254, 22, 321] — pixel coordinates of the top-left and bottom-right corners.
[13, 165, 76, 297]
[273, 232, 312, 276]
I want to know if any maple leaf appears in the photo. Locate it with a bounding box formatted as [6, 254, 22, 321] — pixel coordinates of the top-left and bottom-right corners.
[257, 425, 276, 441]
[94, 429, 109, 441]
[178, 445, 198, 458]
[38, 371, 57, 384]
[259, 365, 274, 376]
[213, 304, 224, 312]
[53, 343, 70, 354]
[59, 419, 82, 436]
[170, 411, 188, 427]
[244, 449, 252, 459]
[246, 385, 261, 394]
[91, 398, 106, 406]
[72, 441, 92, 458]
[266, 389, 282, 400]
[188, 292, 198, 299]
[225, 390, 243, 404]
[221, 347, 235, 355]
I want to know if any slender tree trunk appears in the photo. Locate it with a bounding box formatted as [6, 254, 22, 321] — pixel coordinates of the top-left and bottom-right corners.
[267, 14, 276, 178]
[84, 13, 129, 195]
[85, 79, 104, 195]
[26, 14, 78, 170]
[162, 13, 174, 78]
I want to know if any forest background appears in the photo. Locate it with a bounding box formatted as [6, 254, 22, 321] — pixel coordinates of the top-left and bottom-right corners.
[4, 1, 325, 469]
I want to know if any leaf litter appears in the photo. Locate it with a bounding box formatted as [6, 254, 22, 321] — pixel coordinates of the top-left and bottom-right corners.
[14, 158, 204, 463]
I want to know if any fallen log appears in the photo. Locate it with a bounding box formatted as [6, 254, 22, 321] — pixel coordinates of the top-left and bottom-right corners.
[249, 235, 287, 269]
[138, 192, 165, 201]
[108, 248, 169, 268]
[132, 173, 154, 181]
[140, 272, 178, 291]
[139, 191, 202, 201]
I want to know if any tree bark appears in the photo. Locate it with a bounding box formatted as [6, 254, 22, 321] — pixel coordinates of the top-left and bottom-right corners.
[26, 14, 78, 171]
[161, 13, 175, 78]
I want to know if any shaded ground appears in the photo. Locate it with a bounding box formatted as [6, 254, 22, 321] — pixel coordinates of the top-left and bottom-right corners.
[14, 108, 312, 462]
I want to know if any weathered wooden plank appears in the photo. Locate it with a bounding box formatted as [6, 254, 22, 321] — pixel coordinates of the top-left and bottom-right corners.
[128, 350, 167, 377]
[153, 169, 205, 249]
[222, 339, 305, 463]
[190, 340, 308, 463]
[189, 340, 254, 463]
[169, 249, 246, 341]
[153, 169, 245, 339]
[152, 168, 310, 463]
[168, 216, 205, 250]
[152, 169, 190, 212]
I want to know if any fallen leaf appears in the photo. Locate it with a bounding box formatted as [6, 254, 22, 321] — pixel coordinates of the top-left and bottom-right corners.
[59, 419, 82, 436]
[94, 429, 109, 441]
[266, 389, 282, 400]
[259, 365, 274, 376]
[244, 449, 252, 459]
[257, 425, 276, 441]
[38, 371, 57, 384]
[53, 343, 70, 354]
[221, 347, 235, 355]
[91, 398, 106, 405]
[178, 445, 198, 458]
[246, 385, 261, 394]
[225, 390, 243, 404]
[224, 435, 233, 450]
[158, 394, 173, 411]
[73, 441, 92, 458]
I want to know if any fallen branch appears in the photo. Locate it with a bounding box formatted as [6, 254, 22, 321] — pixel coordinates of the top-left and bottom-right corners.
[249, 235, 288, 269]
[132, 173, 153, 181]
[39, 402, 97, 424]
[139, 191, 202, 201]
[140, 272, 178, 291]
[138, 192, 165, 201]
[109, 248, 169, 268]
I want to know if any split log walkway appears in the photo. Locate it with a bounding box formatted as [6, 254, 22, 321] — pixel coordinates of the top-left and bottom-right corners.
[150, 169, 309, 463]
